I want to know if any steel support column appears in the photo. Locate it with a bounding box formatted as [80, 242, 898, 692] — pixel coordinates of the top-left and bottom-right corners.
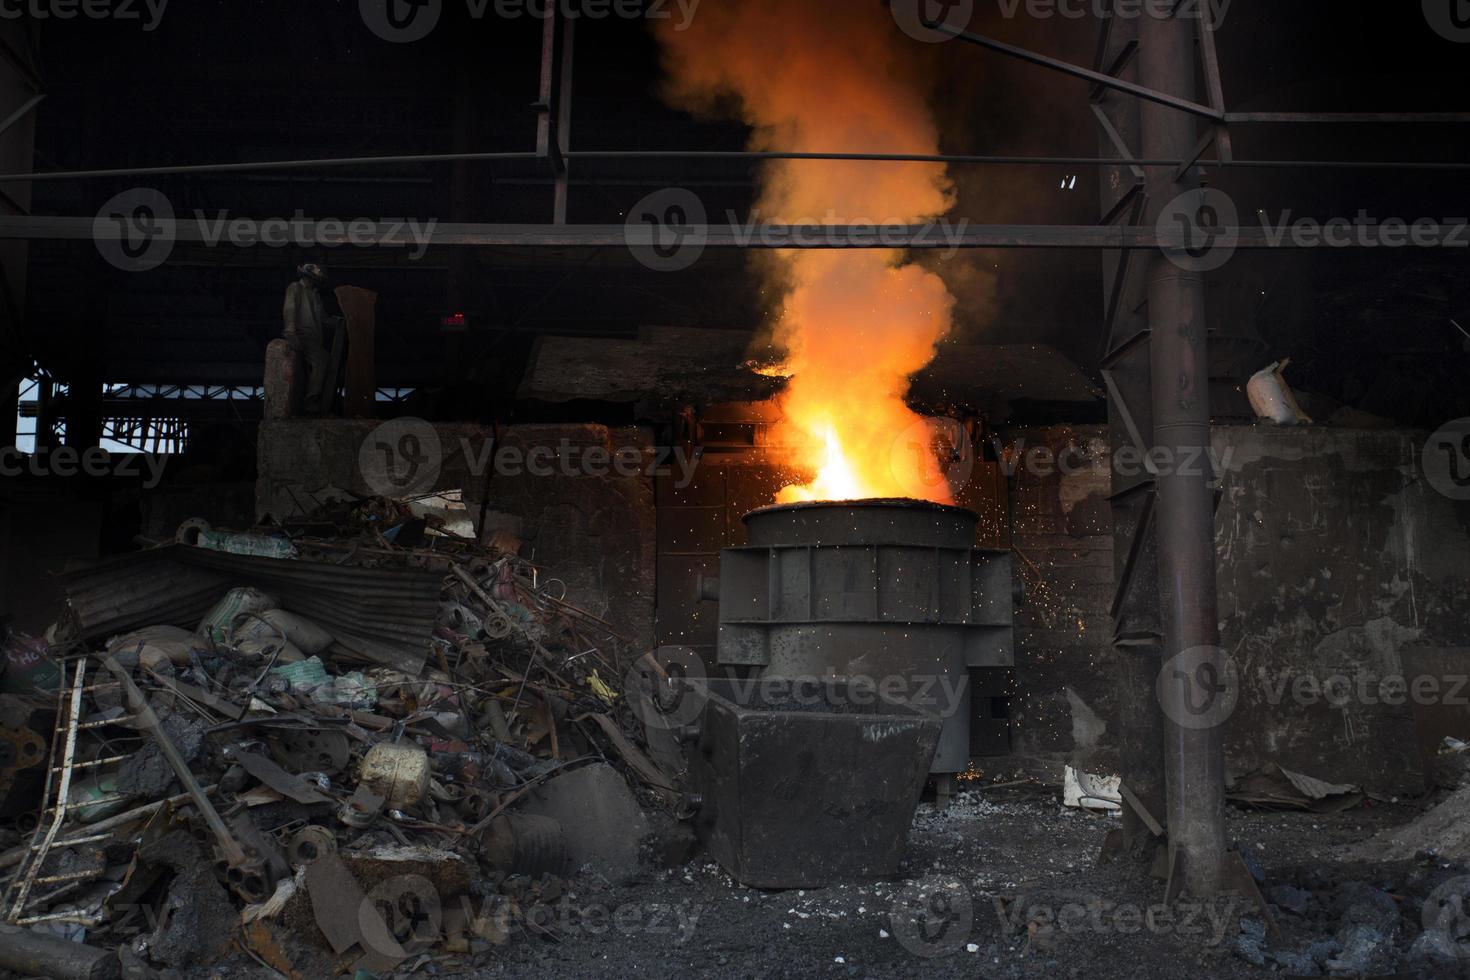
[32, 377, 52, 452]
[1095, 11, 1168, 858]
[61, 372, 102, 451]
[1137, 14, 1226, 898]
[0, 373, 16, 449]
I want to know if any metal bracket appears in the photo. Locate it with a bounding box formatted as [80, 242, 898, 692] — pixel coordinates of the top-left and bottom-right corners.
[1098, 191, 1148, 360]
[1222, 850, 1281, 941]
[1108, 486, 1156, 620]
[1119, 781, 1165, 837]
[1100, 369, 1155, 467]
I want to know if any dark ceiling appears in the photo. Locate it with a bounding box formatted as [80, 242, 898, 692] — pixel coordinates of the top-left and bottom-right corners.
[7, 0, 1470, 425]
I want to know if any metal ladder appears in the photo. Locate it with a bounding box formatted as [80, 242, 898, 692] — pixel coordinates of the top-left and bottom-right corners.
[2, 657, 132, 926]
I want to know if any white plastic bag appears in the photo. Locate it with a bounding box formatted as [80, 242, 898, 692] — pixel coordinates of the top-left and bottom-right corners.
[1247, 359, 1313, 426]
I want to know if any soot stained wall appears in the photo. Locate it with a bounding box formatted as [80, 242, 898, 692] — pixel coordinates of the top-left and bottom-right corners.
[1004, 424, 1470, 797]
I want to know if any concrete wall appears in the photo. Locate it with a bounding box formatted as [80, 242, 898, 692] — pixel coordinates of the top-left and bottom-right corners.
[256, 420, 657, 651]
[256, 420, 497, 520]
[254, 419, 1470, 793]
[1215, 428, 1470, 797]
[475, 425, 657, 653]
[141, 484, 256, 542]
[1002, 424, 1470, 797]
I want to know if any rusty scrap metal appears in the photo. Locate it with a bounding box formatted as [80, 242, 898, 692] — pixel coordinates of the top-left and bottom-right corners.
[0, 922, 120, 980]
[224, 749, 332, 805]
[100, 657, 273, 904]
[12, 512, 683, 967]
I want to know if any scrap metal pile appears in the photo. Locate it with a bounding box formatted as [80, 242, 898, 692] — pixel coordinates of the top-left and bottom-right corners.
[0, 505, 682, 979]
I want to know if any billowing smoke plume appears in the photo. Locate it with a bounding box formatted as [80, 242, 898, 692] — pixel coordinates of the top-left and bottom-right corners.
[658, 0, 961, 504]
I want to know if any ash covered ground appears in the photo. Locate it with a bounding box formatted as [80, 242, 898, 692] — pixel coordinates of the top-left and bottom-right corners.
[171, 788, 1470, 980]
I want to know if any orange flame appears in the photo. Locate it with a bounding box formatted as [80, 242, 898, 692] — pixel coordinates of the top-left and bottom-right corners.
[658, 0, 959, 505]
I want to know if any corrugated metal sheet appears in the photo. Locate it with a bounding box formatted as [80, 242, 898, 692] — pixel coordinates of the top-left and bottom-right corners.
[61, 548, 232, 640]
[62, 545, 442, 673]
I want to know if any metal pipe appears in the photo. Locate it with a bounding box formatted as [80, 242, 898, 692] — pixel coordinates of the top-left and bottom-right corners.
[1138, 14, 1227, 898]
[555, 18, 575, 224]
[99, 659, 247, 867]
[4, 150, 1470, 185]
[4, 217, 1468, 250]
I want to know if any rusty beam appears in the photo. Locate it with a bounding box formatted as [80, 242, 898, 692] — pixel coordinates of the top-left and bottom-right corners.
[5, 216, 1469, 250]
[8, 149, 1470, 185]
